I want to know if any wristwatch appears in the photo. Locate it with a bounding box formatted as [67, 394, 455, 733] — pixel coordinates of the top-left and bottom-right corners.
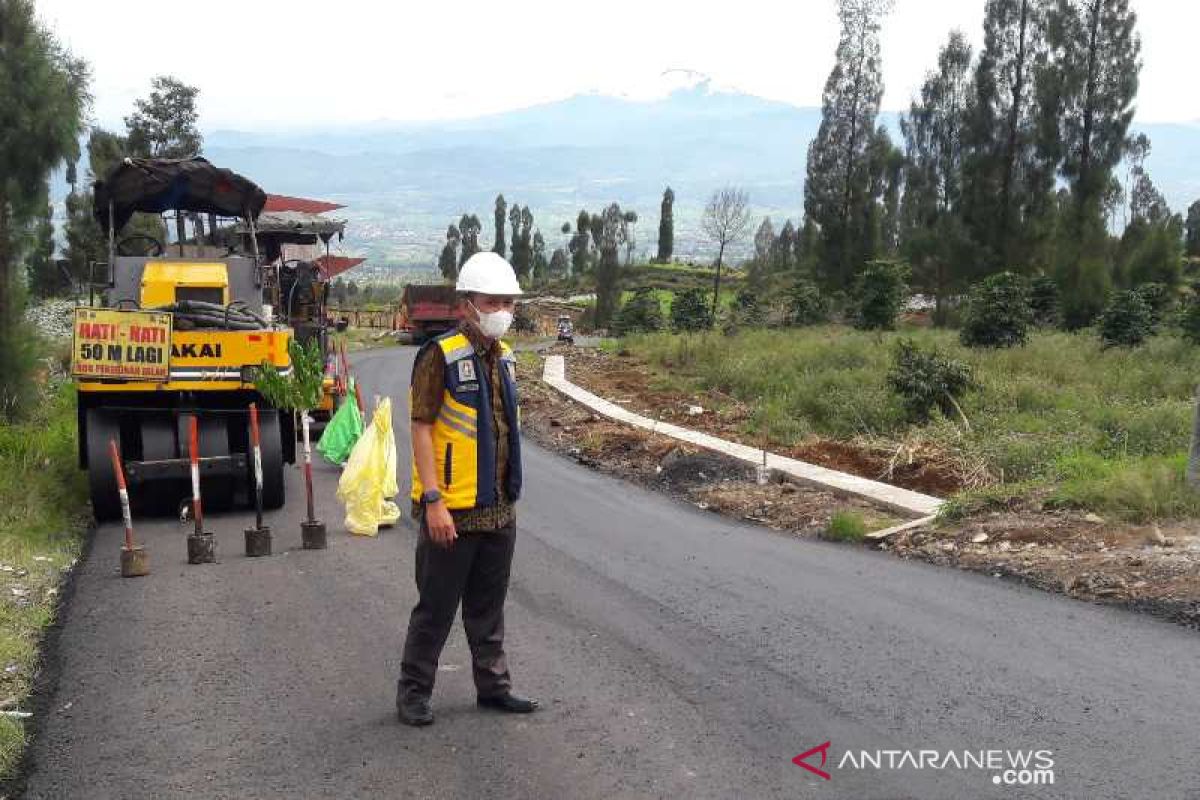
[420, 489, 443, 505]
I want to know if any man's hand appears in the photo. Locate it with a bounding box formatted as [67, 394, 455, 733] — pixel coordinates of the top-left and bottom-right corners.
[425, 500, 457, 547]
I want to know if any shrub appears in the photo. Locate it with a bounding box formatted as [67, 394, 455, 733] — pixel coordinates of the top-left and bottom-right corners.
[824, 510, 868, 542]
[787, 279, 828, 326]
[670, 287, 713, 331]
[1029, 275, 1060, 327]
[1134, 282, 1173, 330]
[1179, 294, 1200, 345]
[0, 286, 38, 421]
[1098, 290, 1153, 348]
[851, 260, 908, 331]
[886, 339, 974, 424]
[512, 303, 538, 334]
[959, 271, 1033, 348]
[723, 289, 766, 333]
[612, 287, 665, 335]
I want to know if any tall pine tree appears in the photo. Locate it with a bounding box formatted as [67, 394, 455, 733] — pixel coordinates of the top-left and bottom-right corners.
[900, 30, 974, 323]
[656, 187, 674, 263]
[567, 210, 591, 275]
[0, 0, 89, 418]
[492, 194, 506, 255]
[804, 0, 893, 290]
[1047, 0, 1141, 327]
[457, 214, 482, 268]
[439, 224, 461, 280]
[25, 202, 61, 298]
[963, 0, 1049, 270]
[591, 204, 632, 328]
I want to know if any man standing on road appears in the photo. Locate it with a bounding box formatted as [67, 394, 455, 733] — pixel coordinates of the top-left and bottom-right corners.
[397, 251, 539, 727]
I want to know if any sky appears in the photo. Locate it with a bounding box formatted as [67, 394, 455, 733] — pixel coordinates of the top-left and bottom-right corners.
[35, 0, 1200, 131]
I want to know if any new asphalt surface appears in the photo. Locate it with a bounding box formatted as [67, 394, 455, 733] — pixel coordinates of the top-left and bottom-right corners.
[23, 345, 1200, 799]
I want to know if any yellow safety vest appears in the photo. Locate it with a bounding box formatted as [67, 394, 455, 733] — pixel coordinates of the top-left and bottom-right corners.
[410, 331, 522, 510]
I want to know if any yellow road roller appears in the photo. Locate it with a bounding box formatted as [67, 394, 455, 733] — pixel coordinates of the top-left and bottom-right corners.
[76, 157, 296, 521]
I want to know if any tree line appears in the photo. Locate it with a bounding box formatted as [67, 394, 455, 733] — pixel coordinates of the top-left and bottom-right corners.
[792, 0, 1197, 330]
[437, 197, 645, 325]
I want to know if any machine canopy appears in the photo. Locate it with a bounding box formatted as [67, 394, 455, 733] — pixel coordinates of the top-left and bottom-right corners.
[94, 157, 267, 233]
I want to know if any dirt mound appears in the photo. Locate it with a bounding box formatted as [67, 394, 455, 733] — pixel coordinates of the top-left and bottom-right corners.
[655, 450, 755, 489]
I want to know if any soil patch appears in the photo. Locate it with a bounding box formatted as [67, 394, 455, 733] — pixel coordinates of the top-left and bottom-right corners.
[521, 347, 1200, 629]
[886, 513, 1200, 629]
[519, 352, 901, 536]
[559, 346, 969, 496]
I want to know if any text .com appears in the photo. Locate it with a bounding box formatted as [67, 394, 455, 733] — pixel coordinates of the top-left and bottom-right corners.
[795, 744, 1055, 787]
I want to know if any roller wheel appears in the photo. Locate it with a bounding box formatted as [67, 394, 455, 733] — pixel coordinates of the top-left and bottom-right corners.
[177, 415, 234, 513]
[256, 409, 286, 510]
[200, 417, 235, 512]
[139, 416, 182, 515]
[85, 409, 121, 522]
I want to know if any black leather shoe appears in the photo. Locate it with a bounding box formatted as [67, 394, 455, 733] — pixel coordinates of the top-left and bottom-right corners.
[477, 692, 539, 713]
[398, 695, 434, 726]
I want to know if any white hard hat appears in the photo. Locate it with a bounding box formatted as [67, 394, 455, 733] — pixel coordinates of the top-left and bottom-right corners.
[456, 251, 523, 296]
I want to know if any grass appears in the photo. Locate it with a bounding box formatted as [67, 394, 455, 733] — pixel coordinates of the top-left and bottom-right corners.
[623, 325, 1200, 521]
[334, 327, 400, 352]
[824, 510, 868, 542]
[617, 287, 741, 319]
[0, 372, 89, 778]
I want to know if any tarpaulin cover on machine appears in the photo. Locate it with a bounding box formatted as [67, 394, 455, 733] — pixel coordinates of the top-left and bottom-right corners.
[94, 156, 267, 233]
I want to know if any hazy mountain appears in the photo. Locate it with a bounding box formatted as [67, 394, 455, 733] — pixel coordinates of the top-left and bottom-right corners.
[89, 81, 1200, 268]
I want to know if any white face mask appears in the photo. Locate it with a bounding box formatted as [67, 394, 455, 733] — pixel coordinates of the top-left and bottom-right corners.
[470, 301, 514, 339]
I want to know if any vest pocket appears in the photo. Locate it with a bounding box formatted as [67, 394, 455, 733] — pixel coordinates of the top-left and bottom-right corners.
[444, 442, 453, 489]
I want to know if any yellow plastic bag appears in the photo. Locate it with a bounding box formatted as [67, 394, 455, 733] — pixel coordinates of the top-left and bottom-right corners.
[336, 397, 401, 536]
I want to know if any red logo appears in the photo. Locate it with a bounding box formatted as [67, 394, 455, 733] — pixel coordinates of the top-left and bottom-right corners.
[793, 741, 832, 780]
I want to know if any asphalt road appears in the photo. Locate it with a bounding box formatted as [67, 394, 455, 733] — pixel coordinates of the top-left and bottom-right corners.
[23, 345, 1200, 799]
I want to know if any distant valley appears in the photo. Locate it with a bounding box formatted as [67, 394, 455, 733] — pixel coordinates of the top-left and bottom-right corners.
[97, 84, 1200, 272]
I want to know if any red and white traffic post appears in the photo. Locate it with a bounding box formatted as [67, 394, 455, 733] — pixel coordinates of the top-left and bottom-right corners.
[299, 409, 327, 549]
[244, 403, 272, 557]
[110, 439, 149, 577]
[186, 414, 216, 564]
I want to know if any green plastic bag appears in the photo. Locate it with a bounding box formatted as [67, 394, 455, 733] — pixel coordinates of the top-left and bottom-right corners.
[317, 380, 364, 465]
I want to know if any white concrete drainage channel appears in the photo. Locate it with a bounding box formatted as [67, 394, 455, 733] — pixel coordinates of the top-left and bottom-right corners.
[541, 355, 942, 538]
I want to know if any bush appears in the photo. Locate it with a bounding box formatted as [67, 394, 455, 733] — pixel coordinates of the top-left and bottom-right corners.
[670, 287, 713, 331]
[1179, 294, 1200, 345]
[0, 284, 41, 421]
[787, 279, 828, 326]
[1134, 282, 1173, 330]
[723, 289, 766, 333]
[1098, 290, 1153, 348]
[613, 287, 665, 335]
[1029, 275, 1060, 327]
[852, 260, 909, 331]
[512, 303, 538, 334]
[959, 271, 1033, 348]
[824, 510, 867, 542]
[886, 339, 974, 424]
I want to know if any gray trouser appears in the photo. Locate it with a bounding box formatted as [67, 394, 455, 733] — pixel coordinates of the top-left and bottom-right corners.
[399, 521, 515, 700]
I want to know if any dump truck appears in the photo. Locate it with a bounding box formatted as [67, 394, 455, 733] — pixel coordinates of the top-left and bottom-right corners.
[397, 284, 458, 343]
[76, 157, 295, 521]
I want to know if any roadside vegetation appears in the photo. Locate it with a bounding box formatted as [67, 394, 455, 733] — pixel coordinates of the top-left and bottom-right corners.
[623, 324, 1200, 522]
[0, 342, 88, 777]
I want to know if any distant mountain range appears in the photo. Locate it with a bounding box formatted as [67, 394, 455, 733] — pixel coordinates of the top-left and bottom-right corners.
[101, 83, 1200, 269]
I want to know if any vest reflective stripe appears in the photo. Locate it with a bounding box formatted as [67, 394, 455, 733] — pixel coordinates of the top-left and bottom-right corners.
[410, 331, 523, 510]
[439, 399, 478, 431]
[436, 407, 477, 440]
[441, 342, 476, 364]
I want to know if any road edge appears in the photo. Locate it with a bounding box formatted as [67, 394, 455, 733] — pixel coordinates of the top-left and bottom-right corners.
[542, 354, 942, 519]
[2, 519, 98, 800]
